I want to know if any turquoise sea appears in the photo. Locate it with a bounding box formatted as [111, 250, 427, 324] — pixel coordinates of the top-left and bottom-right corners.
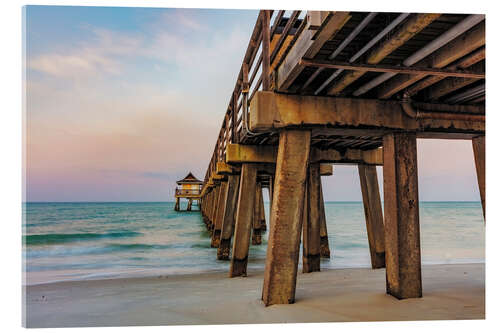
[22, 201, 485, 285]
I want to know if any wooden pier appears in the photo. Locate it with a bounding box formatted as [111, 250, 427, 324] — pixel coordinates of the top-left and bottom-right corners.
[198, 10, 485, 306]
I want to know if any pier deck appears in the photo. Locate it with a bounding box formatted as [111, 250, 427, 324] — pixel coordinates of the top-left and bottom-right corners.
[198, 10, 485, 306]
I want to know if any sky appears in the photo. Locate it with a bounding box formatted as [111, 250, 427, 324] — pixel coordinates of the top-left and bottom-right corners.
[24, 6, 481, 202]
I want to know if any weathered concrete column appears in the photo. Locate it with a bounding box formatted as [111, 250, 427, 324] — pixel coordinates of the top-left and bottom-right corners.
[383, 132, 422, 299]
[218, 174, 240, 260]
[358, 164, 385, 269]
[209, 185, 221, 233]
[252, 182, 263, 245]
[472, 136, 485, 220]
[174, 197, 180, 211]
[211, 181, 228, 248]
[229, 164, 257, 277]
[268, 175, 274, 227]
[262, 130, 311, 305]
[303, 163, 321, 273]
[318, 180, 330, 258]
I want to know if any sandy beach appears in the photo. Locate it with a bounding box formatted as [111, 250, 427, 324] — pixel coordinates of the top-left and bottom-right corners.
[23, 263, 484, 327]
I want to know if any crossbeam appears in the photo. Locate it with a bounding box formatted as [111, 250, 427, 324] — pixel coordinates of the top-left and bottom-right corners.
[226, 143, 383, 165]
[250, 91, 484, 138]
[300, 58, 484, 79]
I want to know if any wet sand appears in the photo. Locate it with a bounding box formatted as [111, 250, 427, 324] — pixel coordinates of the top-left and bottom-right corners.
[23, 263, 484, 327]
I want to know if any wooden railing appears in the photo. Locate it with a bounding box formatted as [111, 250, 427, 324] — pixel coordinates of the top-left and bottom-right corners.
[175, 188, 201, 196]
[203, 10, 305, 185]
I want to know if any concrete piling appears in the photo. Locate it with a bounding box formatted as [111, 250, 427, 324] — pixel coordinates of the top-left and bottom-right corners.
[383, 133, 422, 299]
[358, 164, 385, 269]
[262, 130, 311, 305]
[229, 164, 257, 277]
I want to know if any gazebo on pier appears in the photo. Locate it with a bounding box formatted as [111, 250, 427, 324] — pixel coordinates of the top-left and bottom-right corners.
[174, 172, 203, 211]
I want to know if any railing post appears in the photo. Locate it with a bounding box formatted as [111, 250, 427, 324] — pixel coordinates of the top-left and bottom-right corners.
[262, 10, 271, 91]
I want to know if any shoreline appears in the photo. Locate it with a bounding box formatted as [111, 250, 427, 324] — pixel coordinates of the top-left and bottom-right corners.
[24, 263, 485, 327]
[23, 259, 485, 287]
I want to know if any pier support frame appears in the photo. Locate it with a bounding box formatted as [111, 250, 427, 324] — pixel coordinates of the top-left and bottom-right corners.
[252, 182, 263, 245]
[259, 183, 267, 232]
[218, 174, 240, 260]
[472, 135, 485, 220]
[262, 129, 311, 305]
[174, 197, 180, 211]
[318, 180, 330, 258]
[211, 181, 228, 248]
[383, 132, 422, 299]
[230, 163, 257, 277]
[303, 163, 321, 273]
[358, 164, 385, 269]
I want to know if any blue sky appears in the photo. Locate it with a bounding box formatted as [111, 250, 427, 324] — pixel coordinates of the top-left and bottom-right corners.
[24, 6, 481, 201]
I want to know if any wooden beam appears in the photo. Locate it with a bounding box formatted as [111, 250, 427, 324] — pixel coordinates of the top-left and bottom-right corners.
[262, 10, 271, 91]
[277, 11, 350, 91]
[358, 164, 385, 269]
[211, 181, 228, 248]
[227, 143, 383, 165]
[472, 136, 485, 220]
[377, 21, 485, 99]
[318, 180, 330, 258]
[426, 62, 484, 100]
[313, 148, 383, 165]
[383, 132, 422, 299]
[303, 163, 321, 273]
[327, 14, 440, 95]
[218, 174, 240, 260]
[216, 161, 240, 175]
[230, 164, 257, 277]
[406, 47, 485, 96]
[319, 163, 333, 175]
[262, 130, 311, 305]
[226, 144, 277, 164]
[250, 91, 485, 136]
[300, 58, 484, 78]
[252, 182, 263, 245]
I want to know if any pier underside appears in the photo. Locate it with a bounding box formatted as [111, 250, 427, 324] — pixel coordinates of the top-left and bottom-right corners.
[198, 10, 485, 307]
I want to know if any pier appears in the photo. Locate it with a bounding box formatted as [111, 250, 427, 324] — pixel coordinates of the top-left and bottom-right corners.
[198, 10, 485, 306]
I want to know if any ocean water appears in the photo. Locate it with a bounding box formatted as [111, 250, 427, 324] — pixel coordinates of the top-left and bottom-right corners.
[22, 201, 484, 285]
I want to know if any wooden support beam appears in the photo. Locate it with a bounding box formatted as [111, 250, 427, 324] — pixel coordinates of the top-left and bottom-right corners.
[300, 58, 484, 79]
[277, 11, 350, 90]
[252, 182, 263, 245]
[174, 197, 180, 211]
[318, 180, 330, 258]
[230, 164, 257, 277]
[218, 174, 240, 260]
[406, 47, 485, 96]
[426, 62, 484, 100]
[262, 10, 271, 91]
[319, 164, 333, 176]
[472, 136, 485, 220]
[227, 142, 384, 165]
[216, 161, 240, 175]
[377, 21, 485, 99]
[262, 130, 311, 305]
[209, 185, 220, 233]
[250, 91, 485, 136]
[327, 14, 440, 95]
[383, 132, 422, 299]
[211, 181, 228, 248]
[303, 163, 321, 273]
[358, 164, 385, 269]
[226, 144, 277, 164]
